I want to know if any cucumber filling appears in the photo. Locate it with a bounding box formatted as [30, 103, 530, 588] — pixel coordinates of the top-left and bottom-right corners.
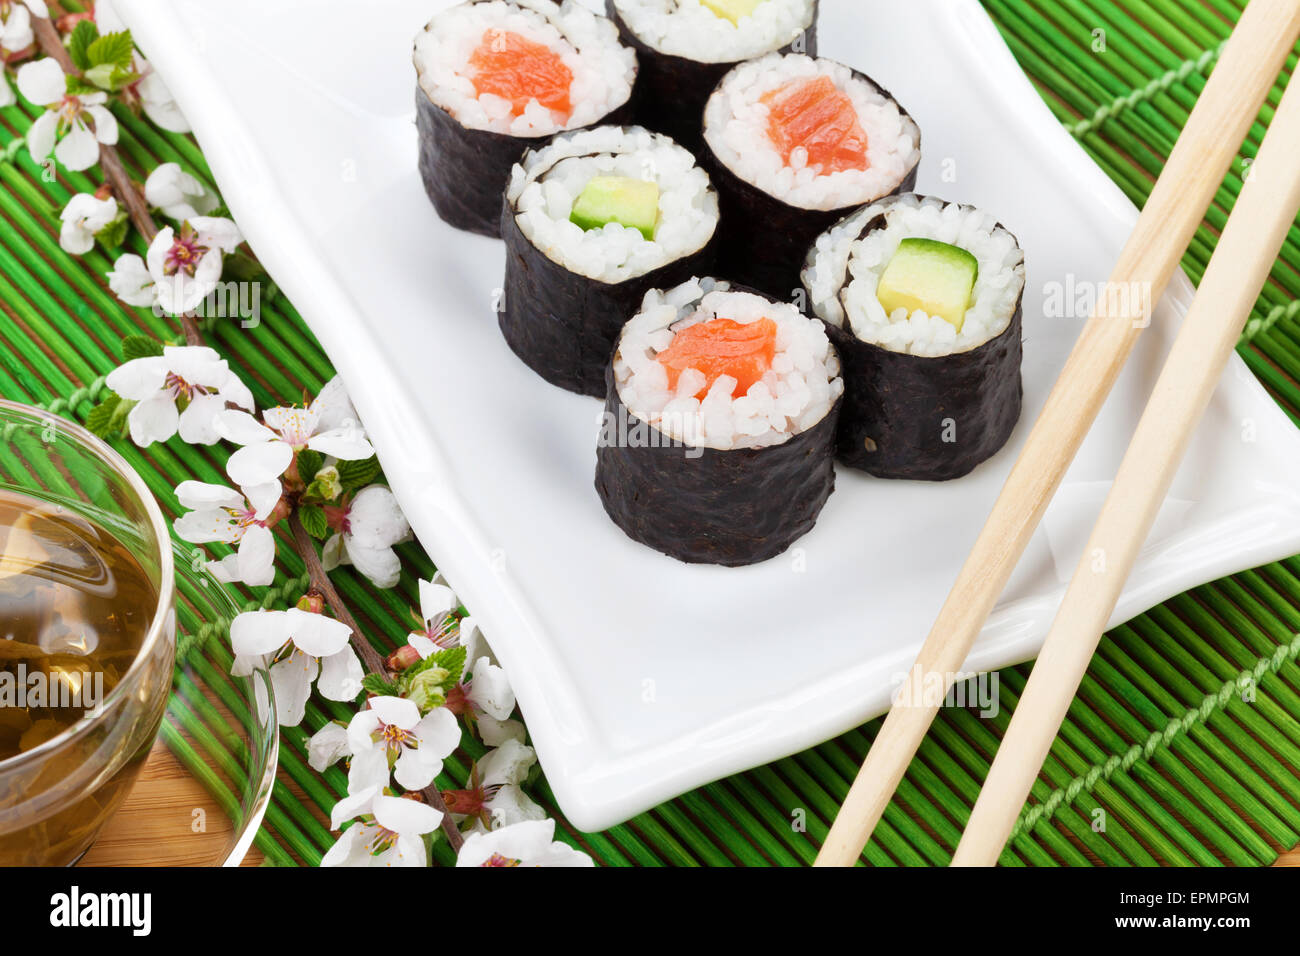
[570, 175, 660, 240]
[876, 237, 979, 332]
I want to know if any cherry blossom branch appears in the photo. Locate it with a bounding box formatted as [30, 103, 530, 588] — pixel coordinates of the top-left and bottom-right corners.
[289, 512, 464, 852]
[32, 8, 468, 859]
[32, 14, 157, 245]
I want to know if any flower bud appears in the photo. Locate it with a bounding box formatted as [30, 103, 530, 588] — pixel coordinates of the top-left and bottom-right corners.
[406, 666, 450, 712]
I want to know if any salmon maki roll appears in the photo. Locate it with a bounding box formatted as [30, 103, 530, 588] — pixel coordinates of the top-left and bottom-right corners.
[596, 277, 843, 565]
[700, 53, 921, 299]
[605, 0, 819, 151]
[414, 0, 638, 237]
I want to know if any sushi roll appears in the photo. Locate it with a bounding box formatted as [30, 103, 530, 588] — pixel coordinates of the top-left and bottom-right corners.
[414, 0, 637, 237]
[605, 0, 818, 150]
[500, 125, 721, 396]
[802, 193, 1026, 481]
[701, 53, 921, 300]
[595, 277, 843, 566]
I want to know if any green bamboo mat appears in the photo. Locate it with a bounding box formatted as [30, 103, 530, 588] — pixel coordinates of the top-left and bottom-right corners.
[3, 0, 1300, 867]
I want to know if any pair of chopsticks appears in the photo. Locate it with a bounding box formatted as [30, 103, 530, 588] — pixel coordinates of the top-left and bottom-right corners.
[817, 0, 1300, 868]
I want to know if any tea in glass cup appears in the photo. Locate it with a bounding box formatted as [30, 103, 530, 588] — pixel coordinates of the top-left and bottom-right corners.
[0, 402, 175, 865]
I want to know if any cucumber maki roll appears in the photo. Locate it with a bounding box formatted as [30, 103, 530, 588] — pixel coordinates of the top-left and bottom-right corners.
[414, 0, 637, 237]
[501, 125, 721, 396]
[605, 0, 818, 151]
[701, 53, 921, 300]
[596, 277, 843, 566]
[802, 193, 1026, 480]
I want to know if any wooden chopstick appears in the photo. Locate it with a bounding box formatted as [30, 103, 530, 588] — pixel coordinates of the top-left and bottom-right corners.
[950, 44, 1300, 870]
[814, 0, 1300, 868]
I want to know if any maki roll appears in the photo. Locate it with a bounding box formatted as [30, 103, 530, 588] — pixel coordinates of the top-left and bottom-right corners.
[596, 277, 843, 566]
[414, 0, 637, 237]
[701, 53, 921, 300]
[802, 193, 1026, 481]
[501, 125, 721, 396]
[605, 0, 818, 150]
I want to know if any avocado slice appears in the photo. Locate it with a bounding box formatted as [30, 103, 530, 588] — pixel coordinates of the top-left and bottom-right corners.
[700, 0, 766, 25]
[876, 237, 979, 331]
[570, 176, 660, 240]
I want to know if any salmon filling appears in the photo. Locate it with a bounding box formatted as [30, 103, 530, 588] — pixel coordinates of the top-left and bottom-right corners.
[763, 75, 869, 174]
[657, 317, 778, 398]
[468, 29, 574, 119]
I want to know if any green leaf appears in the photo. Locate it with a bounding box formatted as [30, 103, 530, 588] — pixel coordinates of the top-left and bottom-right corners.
[95, 214, 129, 251]
[85, 31, 135, 71]
[298, 504, 329, 540]
[401, 645, 467, 690]
[84, 394, 121, 438]
[296, 448, 324, 482]
[361, 673, 399, 697]
[67, 20, 99, 71]
[337, 456, 382, 491]
[121, 335, 164, 360]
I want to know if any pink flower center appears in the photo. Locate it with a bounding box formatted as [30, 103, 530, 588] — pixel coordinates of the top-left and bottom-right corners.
[165, 372, 211, 401]
[164, 233, 209, 277]
[379, 722, 415, 757]
[366, 824, 399, 858]
[482, 853, 521, 867]
[57, 95, 84, 124]
[224, 506, 261, 531]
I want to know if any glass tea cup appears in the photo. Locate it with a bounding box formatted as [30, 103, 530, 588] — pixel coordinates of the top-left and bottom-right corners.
[0, 400, 176, 865]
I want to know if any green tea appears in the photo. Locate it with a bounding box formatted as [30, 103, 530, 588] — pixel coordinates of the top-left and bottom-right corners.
[0, 488, 158, 864]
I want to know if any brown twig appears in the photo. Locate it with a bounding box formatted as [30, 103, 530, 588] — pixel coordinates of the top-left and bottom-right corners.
[32, 15, 157, 243]
[289, 512, 387, 675]
[289, 513, 464, 852]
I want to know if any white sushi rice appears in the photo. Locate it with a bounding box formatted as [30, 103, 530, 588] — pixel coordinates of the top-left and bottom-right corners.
[611, 0, 815, 62]
[613, 277, 843, 449]
[803, 194, 1026, 356]
[414, 0, 635, 137]
[702, 54, 921, 211]
[507, 125, 719, 282]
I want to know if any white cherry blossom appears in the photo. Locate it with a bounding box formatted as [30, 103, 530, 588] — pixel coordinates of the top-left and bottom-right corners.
[149, 218, 242, 314]
[230, 607, 365, 727]
[105, 344, 254, 446]
[216, 376, 373, 488]
[321, 485, 412, 589]
[445, 738, 546, 832]
[18, 57, 118, 171]
[322, 787, 443, 868]
[456, 819, 593, 867]
[346, 695, 461, 793]
[173, 480, 281, 586]
[144, 162, 217, 222]
[58, 192, 117, 254]
[1, 1, 47, 57]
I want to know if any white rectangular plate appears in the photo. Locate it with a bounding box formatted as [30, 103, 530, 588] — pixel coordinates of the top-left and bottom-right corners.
[120, 0, 1300, 831]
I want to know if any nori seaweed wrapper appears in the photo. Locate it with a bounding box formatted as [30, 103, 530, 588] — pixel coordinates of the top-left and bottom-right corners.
[499, 129, 720, 397]
[594, 282, 841, 566]
[808, 201, 1024, 481]
[699, 62, 919, 301]
[414, 0, 637, 238]
[604, 0, 818, 152]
